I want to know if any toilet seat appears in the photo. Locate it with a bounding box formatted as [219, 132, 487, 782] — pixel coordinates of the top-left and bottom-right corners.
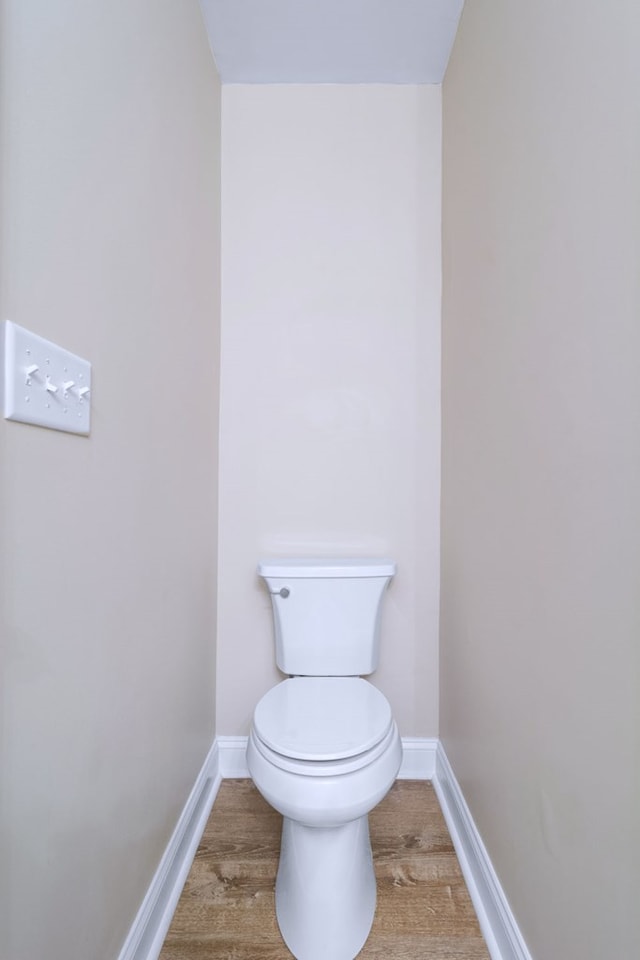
[252, 677, 393, 775]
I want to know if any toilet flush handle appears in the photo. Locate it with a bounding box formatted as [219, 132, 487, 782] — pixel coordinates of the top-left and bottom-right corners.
[270, 587, 290, 599]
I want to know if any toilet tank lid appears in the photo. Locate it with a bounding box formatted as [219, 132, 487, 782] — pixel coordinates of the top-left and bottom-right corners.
[258, 557, 396, 578]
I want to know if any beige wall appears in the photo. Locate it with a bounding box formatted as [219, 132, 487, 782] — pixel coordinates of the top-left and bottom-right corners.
[441, 2, 640, 958]
[218, 85, 441, 736]
[0, 3, 221, 958]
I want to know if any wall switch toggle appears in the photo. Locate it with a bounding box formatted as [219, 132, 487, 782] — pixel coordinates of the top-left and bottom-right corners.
[45, 377, 58, 394]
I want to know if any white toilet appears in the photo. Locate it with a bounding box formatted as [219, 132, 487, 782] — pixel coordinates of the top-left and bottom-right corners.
[246, 558, 402, 960]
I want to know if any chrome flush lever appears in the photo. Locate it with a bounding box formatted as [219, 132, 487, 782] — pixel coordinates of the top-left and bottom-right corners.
[270, 587, 290, 599]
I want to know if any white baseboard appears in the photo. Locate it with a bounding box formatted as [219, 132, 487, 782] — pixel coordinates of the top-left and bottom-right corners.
[217, 735, 251, 777]
[433, 743, 533, 960]
[397, 736, 437, 779]
[216, 735, 438, 780]
[117, 741, 222, 960]
[119, 735, 532, 960]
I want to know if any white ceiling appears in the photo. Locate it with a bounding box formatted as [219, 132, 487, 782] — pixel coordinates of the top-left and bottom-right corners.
[199, 0, 465, 84]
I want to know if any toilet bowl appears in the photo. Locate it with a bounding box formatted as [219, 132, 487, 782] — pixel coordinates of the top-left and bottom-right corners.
[247, 676, 402, 960]
[247, 557, 399, 960]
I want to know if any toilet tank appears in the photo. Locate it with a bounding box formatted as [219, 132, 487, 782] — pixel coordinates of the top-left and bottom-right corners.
[258, 558, 396, 676]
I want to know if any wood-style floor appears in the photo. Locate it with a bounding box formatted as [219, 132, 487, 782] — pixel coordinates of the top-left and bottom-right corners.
[159, 779, 490, 959]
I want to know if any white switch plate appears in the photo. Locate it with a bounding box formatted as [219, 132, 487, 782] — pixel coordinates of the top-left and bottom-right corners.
[2, 320, 91, 435]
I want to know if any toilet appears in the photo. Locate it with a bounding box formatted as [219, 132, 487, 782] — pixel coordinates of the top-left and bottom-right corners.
[246, 558, 402, 960]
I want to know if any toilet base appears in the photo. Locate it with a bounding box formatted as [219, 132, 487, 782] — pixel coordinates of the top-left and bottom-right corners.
[275, 814, 376, 960]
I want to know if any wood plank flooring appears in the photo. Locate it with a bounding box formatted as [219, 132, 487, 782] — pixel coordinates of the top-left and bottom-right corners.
[159, 779, 490, 959]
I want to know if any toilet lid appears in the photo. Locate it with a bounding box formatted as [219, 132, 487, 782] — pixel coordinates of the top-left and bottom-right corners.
[253, 678, 393, 762]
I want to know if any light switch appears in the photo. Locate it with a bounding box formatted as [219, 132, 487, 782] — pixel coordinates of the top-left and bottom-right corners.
[2, 321, 91, 435]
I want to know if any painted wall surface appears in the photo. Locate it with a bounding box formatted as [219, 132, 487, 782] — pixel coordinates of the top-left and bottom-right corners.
[441, 2, 640, 958]
[0, 3, 221, 958]
[218, 85, 441, 736]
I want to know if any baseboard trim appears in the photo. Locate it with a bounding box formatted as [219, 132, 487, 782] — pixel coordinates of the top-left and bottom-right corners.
[217, 735, 438, 780]
[117, 741, 222, 960]
[119, 735, 532, 960]
[217, 735, 251, 777]
[433, 743, 533, 960]
[397, 736, 438, 779]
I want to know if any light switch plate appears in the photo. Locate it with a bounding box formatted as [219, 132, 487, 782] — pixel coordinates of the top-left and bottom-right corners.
[2, 320, 91, 435]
